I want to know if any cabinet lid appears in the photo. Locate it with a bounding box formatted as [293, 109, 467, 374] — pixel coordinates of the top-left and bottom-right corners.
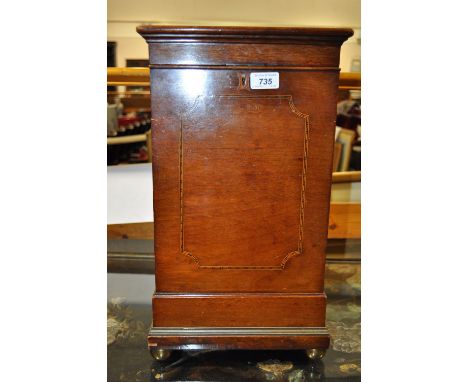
[137, 25, 353, 45]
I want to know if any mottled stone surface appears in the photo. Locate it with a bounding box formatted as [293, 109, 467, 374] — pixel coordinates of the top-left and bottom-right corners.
[108, 263, 361, 381]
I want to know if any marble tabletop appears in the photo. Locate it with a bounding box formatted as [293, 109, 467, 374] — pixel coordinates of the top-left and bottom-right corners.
[108, 262, 360, 381]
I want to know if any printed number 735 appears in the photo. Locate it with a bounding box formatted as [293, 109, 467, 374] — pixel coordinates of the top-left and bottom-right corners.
[259, 78, 273, 85]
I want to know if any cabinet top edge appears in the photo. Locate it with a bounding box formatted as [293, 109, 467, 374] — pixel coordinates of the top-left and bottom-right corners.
[137, 25, 354, 44]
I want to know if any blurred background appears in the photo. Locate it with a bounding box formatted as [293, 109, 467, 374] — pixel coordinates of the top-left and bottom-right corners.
[107, 0, 361, 168]
[108, 0, 360, 69]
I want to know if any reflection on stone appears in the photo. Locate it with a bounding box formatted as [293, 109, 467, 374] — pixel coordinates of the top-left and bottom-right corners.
[339, 363, 361, 374]
[327, 298, 361, 354]
[107, 297, 148, 346]
[328, 321, 361, 353]
[325, 263, 361, 296]
[287, 369, 304, 382]
[257, 359, 294, 376]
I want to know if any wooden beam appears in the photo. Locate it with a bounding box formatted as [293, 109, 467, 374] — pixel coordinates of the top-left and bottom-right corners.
[108, 222, 154, 240]
[107, 67, 150, 84]
[107, 67, 360, 90]
[327, 202, 361, 239]
[337, 72, 361, 90]
[108, 202, 361, 240]
[107, 134, 147, 145]
[331, 171, 361, 183]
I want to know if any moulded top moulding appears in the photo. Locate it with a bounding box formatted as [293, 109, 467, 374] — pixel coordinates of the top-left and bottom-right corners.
[136, 25, 354, 45]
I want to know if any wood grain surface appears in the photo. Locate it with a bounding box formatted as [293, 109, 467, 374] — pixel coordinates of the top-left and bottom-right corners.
[107, 67, 361, 90]
[152, 293, 326, 327]
[135, 25, 353, 350]
[108, 203, 361, 240]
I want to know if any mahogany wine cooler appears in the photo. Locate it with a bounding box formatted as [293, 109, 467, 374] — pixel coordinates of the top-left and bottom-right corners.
[137, 25, 353, 361]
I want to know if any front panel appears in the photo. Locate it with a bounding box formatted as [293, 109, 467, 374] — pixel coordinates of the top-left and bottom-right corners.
[151, 68, 338, 293]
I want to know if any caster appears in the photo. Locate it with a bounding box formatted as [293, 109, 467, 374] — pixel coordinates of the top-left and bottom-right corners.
[150, 348, 172, 361]
[306, 348, 327, 360]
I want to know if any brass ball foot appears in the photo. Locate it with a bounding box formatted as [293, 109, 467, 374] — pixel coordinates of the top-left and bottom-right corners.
[150, 348, 172, 361]
[306, 348, 326, 360]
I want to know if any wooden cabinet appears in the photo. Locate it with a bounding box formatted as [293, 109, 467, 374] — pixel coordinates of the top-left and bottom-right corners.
[137, 25, 353, 357]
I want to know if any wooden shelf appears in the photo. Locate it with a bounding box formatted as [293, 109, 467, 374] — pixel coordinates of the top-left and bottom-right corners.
[337, 72, 361, 90]
[107, 67, 150, 86]
[107, 67, 361, 89]
[107, 133, 147, 145]
[332, 170, 361, 183]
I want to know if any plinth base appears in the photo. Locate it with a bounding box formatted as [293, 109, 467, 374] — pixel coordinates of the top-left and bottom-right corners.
[148, 326, 330, 352]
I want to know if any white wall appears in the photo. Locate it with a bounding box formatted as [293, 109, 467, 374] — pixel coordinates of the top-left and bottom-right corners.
[108, 0, 360, 70]
[108, 273, 154, 304]
[107, 163, 153, 224]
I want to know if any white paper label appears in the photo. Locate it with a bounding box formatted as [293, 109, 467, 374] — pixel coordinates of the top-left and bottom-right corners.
[250, 72, 279, 89]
